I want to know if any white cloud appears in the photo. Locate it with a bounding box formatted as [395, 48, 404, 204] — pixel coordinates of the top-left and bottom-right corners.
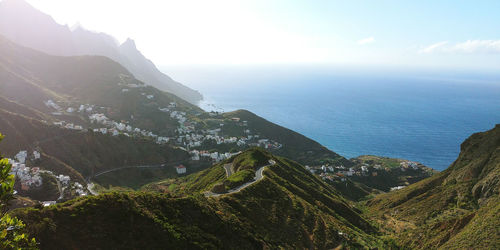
[418, 41, 448, 54]
[420, 40, 500, 54]
[357, 37, 375, 45]
[452, 40, 500, 54]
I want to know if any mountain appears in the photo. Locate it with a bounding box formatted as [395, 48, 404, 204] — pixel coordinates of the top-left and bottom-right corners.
[0, 34, 351, 192]
[367, 124, 500, 249]
[14, 148, 391, 249]
[0, 0, 202, 104]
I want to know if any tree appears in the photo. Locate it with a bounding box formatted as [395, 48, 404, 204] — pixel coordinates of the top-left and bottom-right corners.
[0, 133, 37, 249]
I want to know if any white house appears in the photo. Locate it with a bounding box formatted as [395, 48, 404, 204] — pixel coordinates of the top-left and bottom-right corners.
[33, 151, 41, 160]
[321, 165, 327, 172]
[15, 151, 28, 164]
[175, 165, 187, 174]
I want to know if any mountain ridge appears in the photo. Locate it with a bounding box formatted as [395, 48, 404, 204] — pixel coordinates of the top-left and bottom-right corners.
[366, 124, 500, 249]
[0, 0, 203, 104]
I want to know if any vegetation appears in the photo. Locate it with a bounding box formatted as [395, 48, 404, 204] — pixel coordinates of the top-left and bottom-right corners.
[93, 166, 178, 190]
[326, 178, 382, 201]
[13, 148, 396, 248]
[16, 172, 59, 202]
[224, 169, 254, 189]
[0, 133, 37, 249]
[366, 124, 500, 249]
[232, 147, 270, 172]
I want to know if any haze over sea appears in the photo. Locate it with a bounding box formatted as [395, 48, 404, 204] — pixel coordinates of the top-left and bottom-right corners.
[165, 65, 500, 171]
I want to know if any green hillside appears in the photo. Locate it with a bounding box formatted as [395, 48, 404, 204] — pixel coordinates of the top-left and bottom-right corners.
[13, 148, 392, 249]
[366, 124, 500, 249]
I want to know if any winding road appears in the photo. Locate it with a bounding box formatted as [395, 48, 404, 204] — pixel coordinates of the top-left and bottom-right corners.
[89, 159, 189, 180]
[85, 158, 190, 195]
[205, 159, 276, 197]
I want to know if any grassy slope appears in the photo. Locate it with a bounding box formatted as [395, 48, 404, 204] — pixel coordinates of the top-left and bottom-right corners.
[366, 124, 500, 249]
[15, 148, 391, 249]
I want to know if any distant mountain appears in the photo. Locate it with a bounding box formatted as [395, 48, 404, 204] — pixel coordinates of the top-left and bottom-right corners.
[0, 0, 203, 104]
[367, 124, 500, 249]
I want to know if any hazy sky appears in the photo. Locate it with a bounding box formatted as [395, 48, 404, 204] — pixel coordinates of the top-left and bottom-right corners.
[25, 0, 500, 69]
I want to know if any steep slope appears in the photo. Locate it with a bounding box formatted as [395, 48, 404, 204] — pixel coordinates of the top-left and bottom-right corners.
[0, 35, 351, 170]
[367, 124, 500, 249]
[14, 148, 390, 249]
[0, 34, 200, 135]
[0, 0, 202, 103]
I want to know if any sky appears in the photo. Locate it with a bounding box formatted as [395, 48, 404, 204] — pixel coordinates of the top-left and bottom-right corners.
[24, 0, 500, 69]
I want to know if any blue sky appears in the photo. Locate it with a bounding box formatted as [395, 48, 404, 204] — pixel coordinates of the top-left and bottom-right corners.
[25, 0, 500, 69]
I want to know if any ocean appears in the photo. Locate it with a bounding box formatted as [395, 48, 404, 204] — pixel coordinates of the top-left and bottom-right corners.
[163, 65, 500, 170]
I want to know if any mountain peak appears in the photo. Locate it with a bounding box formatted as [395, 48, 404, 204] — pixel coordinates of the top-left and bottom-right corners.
[121, 38, 137, 49]
[70, 22, 85, 31]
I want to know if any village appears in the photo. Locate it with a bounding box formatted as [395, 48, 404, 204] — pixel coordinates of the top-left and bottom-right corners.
[8, 149, 89, 206]
[306, 159, 425, 190]
[43, 84, 284, 168]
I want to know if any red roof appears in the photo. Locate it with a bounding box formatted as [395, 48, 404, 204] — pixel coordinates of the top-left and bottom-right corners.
[176, 165, 186, 169]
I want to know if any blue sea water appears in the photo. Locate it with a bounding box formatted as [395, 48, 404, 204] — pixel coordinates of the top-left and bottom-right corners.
[164, 65, 500, 170]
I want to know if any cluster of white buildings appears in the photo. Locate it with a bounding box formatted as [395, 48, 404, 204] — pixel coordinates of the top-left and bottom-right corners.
[73, 182, 88, 196]
[188, 150, 241, 163]
[44, 100, 61, 111]
[400, 160, 420, 170]
[170, 111, 187, 125]
[10, 162, 42, 190]
[48, 98, 290, 168]
[390, 186, 406, 191]
[306, 164, 374, 182]
[89, 113, 170, 144]
[250, 138, 283, 150]
[78, 104, 95, 113]
[53, 121, 84, 131]
[9, 151, 43, 190]
[55, 174, 88, 197]
[8, 150, 87, 199]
